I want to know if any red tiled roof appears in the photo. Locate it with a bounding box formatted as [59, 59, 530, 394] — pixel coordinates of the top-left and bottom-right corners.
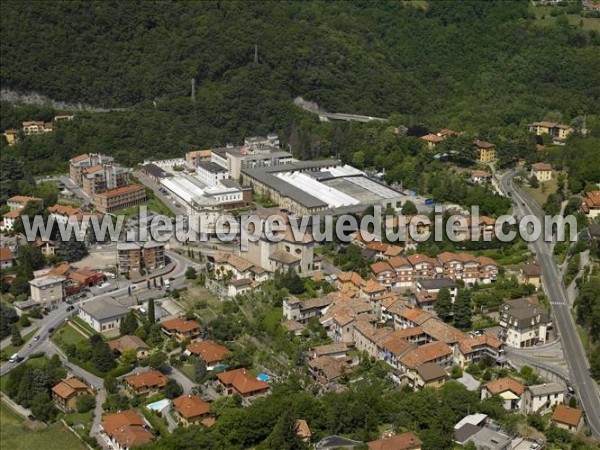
[102, 410, 154, 448]
[161, 318, 200, 333]
[371, 261, 393, 274]
[94, 184, 145, 199]
[421, 133, 444, 143]
[368, 432, 422, 450]
[399, 341, 453, 369]
[70, 154, 89, 163]
[217, 368, 270, 395]
[186, 340, 231, 364]
[483, 377, 525, 396]
[0, 247, 14, 261]
[474, 139, 495, 149]
[52, 378, 88, 399]
[124, 370, 167, 390]
[531, 162, 552, 171]
[172, 395, 210, 419]
[552, 405, 583, 427]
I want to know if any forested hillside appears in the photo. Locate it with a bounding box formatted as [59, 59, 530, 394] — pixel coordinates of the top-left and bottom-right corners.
[2, 1, 599, 122]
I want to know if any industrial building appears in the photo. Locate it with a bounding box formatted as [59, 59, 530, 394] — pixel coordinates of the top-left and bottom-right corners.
[241, 160, 405, 216]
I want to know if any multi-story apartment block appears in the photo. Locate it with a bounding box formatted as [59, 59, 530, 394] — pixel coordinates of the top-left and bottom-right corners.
[29, 275, 66, 308]
[82, 164, 128, 196]
[93, 184, 147, 214]
[116, 241, 165, 274]
[499, 297, 550, 348]
[473, 140, 496, 163]
[69, 153, 115, 184]
[528, 121, 573, 142]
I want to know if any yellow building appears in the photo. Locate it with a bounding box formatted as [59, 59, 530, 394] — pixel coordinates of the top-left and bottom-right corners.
[474, 140, 496, 163]
[528, 121, 573, 142]
[531, 163, 553, 182]
[2, 129, 18, 145]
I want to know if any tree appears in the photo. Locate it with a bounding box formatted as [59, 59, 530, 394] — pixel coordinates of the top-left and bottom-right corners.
[194, 358, 207, 382]
[120, 311, 138, 335]
[0, 304, 18, 339]
[185, 266, 197, 279]
[529, 175, 539, 189]
[265, 410, 307, 450]
[401, 200, 418, 215]
[452, 289, 472, 329]
[143, 351, 167, 371]
[30, 391, 58, 422]
[76, 394, 96, 413]
[434, 287, 452, 321]
[11, 325, 24, 346]
[91, 341, 117, 372]
[164, 378, 183, 399]
[147, 298, 155, 324]
[54, 235, 88, 262]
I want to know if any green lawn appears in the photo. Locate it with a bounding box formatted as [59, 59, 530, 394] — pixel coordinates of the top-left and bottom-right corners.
[528, 5, 600, 31]
[522, 176, 558, 206]
[179, 363, 197, 382]
[1, 399, 86, 450]
[68, 317, 99, 338]
[64, 410, 93, 437]
[53, 324, 88, 348]
[118, 196, 175, 219]
[2, 328, 39, 357]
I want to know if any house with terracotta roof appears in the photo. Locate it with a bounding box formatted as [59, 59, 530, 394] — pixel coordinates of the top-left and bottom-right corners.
[398, 341, 454, 373]
[34, 237, 55, 256]
[528, 121, 573, 143]
[172, 395, 211, 427]
[283, 295, 334, 323]
[216, 368, 270, 400]
[412, 362, 448, 390]
[51, 378, 92, 412]
[282, 319, 305, 336]
[312, 342, 349, 359]
[296, 419, 312, 443]
[124, 370, 168, 396]
[0, 247, 15, 269]
[456, 333, 503, 368]
[389, 255, 414, 287]
[2, 128, 18, 145]
[161, 318, 201, 342]
[370, 260, 395, 287]
[551, 405, 584, 432]
[531, 162, 553, 182]
[395, 308, 436, 329]
[421, 133, 444, 149]
[368, 431, 422, 450]
[481, 377, 525, 411]
[581, 190, 600, 220]
[186, 340, 232, 369]
[473, 140, 496, 163]
[101, 409, 154, 450]
[1, 210, 20, 231]
[470, 170, 492, 184]
[108, 335, 149, 359]
[7, 195, 42, 211]
[335, 271, 366, 291]
[22, 120, 53, 135]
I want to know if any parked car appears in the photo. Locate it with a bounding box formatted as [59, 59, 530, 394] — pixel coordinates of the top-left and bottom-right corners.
[48, 327, 55, 334]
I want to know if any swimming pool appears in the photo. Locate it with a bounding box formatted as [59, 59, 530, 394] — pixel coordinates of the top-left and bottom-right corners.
[257, 373, 271, 382]
[147, 398, 171, 412]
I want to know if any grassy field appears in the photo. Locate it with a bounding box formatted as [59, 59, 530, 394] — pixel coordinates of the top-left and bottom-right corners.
[522, 176, 558, 206]
[64, 410, 93, 438]
[2, 328, 39, 357]
[52, 323, 88, 348]
[118, 196, 175, 219]
[1, 399, 86, 450]
[68, 317, 99, 338]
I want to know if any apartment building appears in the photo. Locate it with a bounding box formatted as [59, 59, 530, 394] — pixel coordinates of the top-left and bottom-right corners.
[522, 382, 565, 415]
[528, 121, 573, 142]
[93, 184, 147, 214]
[69, 153, 115, 184]
[29, 275, 66, 308]
[531, 163, 553, 182]
[116, 241, 165, 274]
[22, 120, 53, 135]
[499, 297, 550, 348]
[82, 164, 128, 196]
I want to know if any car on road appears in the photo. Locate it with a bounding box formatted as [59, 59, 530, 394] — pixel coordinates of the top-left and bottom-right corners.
[34, 335, 40, 341]
[168, 277, 175, 281]
[48, 327, 55, 334]
[9, 353, 19, 363]
[66, 305, 75, 312]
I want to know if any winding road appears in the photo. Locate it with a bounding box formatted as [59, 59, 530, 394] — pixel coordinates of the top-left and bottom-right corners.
[498, 170, 600, 437]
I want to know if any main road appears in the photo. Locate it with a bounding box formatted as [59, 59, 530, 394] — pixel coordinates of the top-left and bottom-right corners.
[498, 170, 600, 437]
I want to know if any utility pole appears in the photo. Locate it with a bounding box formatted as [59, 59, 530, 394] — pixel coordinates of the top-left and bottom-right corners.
[191, 78, 196, 103]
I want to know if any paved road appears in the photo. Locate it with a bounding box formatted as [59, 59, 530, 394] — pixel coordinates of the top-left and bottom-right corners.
[499, 171, 600, 437]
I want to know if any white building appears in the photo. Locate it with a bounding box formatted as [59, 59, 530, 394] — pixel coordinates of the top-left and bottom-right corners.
[499, 297, 550, 348]
[195, 162, 229, 187]
[29, 276, 66, 308]
[78, 299, 129, 333]
[522, 383, 565, 415]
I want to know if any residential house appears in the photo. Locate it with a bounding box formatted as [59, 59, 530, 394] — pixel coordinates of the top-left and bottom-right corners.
[93, 184, 147, 214]
[34, 238, 55, 256]
[470, 170, 492, 184]
[528, 121, 573, 142]
[367, 432, 422, 450]
[522, 382, 565, 414]
[124, 370, 168, 396]
[0, 247, 15, 269]
[296, 419, 312, 443]
[282, 319, 305, 336]
[473, 140, 496, 163]
[551, 405, 584, 433]
[464, 427, 512, 450]
[307, 355, 353, 386]
[581, 190, 600, 220]
[398, 341, 454, 373]
[353, 322, 394, 359]
[456, 334, 503, 369]
[389, 256, 414, 288]
[416, 278, 457, 301]
[216, 368, 270, 400]
[82, 164, 128, 197]
[312, 343, 349, 360]
[29, 275, 66, 308]
[481, 377, 525, 411]
[161, 318, 201, 342]
[101, 409, 154, 449]
[51, 378, 91, 412]
[421, 133, 444, 149]
[499, 297, 550, 348]
[186, 340, 231, 369]
[531, 163, 553, 182]
[283, 295, 333, 323]
[172, 395, 211, 427]
[371, 261, 396, 287]
[7, 195, 41, 211]
[1, 210, 20, 231]
[69, 153, 115, 185]
[78, 299, 129, 333]
[407, 254, 437, 280]
[2, 129, 18, 145]
[336, 271, 365, 292]
[108, 335, 150, 359]
[520, 262, 542, 288]
[22, 120, 53, 135]
[412, 362, 448, 390]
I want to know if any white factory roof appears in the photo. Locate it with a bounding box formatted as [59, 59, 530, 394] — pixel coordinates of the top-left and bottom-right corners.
[161, 177, 203, 203]
[454, 413, 488, 430]
[275, 171, 360, 208]
[326, 165, 365, 177]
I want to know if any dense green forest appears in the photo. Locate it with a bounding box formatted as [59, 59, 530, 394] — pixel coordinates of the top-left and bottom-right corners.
[1, 1, 599, 196]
